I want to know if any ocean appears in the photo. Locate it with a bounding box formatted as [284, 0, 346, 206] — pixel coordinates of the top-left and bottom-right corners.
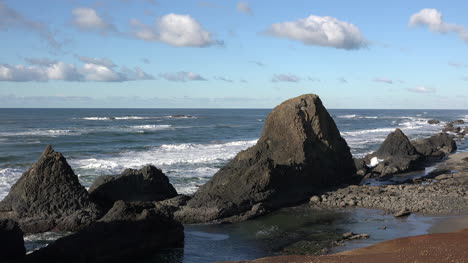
[1, 108, 467, 261]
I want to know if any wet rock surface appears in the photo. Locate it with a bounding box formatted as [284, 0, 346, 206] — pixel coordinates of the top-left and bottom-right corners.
[175, 94, 356, 223]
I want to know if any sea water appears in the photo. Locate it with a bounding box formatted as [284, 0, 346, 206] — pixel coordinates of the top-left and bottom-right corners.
[0, 108, 467, 261]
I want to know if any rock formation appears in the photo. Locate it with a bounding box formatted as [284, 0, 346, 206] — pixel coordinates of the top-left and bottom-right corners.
[0, 219, 25, 261]
[89, 165, 178, 210]
[175, 94, 356, 223]
[0, 145, 101, 233]
[364, 129, 424, 177]
[412, 132, 457, 159]
[27, 200, 184, 263]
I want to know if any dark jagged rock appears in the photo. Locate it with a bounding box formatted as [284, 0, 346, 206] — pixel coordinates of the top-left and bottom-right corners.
[89, 165, 177, 210]
[354, 158, 369, 177]
[412, 132, 457, 159]
[0, 145, 101, 233]
[365, 129, 424, 177]
[27, 200, 184, 263]
[450, 120, 465, 125]
[427, 119, 440, 124]
[0, 219, 25, 261]
[175, 94, 356, 223]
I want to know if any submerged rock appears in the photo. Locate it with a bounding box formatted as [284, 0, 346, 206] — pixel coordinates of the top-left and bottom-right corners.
[0, 145, 101, 233]
[0, 219, 25, 261]
[176, 94, 356, 223]
[365, 129, 423, 177]
[89, 165, 178, 210]
[27, 200, 184, 263]
[427, 119, 440, 124]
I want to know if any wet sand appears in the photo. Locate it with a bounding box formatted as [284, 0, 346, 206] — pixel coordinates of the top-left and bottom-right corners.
[224, 228, 468, 263]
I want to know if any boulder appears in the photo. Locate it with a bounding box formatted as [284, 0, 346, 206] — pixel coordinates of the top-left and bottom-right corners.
[450, 120, 465, 125]
[365, 129, 423, 177]
[27, 200, 184, 263]
[0, 145, 101, 233]
[353, 158, 369, 177]
[175, 94, 356, 223]
[0, 219, 25, 261]
[427, 119, 440, 125]
[89, 165, 178, 210]
[412, 132, 457, 159]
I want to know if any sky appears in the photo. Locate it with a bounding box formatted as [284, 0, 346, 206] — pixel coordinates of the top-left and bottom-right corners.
[0, 0, 468, 108]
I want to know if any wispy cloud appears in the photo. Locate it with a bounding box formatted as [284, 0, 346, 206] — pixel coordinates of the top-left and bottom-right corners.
[407, 86, 436, 94]
[0, 2, 62, 49]
[409, 8, 468, 43]
[71, 7, 117, 34]
[0, 58, 154, 82]
[159, 71, 207, 82]
[266, 15, 367, 50]
[338, 77, 348, 83]
[373, 77, 393, 84]
[249, 60, 265, 67]
[236, 2, 253, 15]
[272, 74, 300, 82]
[448, 62, 468, 68]
[215, 76, 234, 82]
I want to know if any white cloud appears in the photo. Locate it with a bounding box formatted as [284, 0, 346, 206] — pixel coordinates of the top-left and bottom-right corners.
[236, 2, 252, 15]
[130, 14, 221, 47]
[373, 77, 393, 84]
[160, 71, 207, 82]
[272, 74, 300, 82]
[409, 8, 468, 43]
[266, 15, 367, 50]
[71, 7, 116, 33]
[0, 2, 61, 49]
[407, 86, 436, 94]
[0, 59, 154, 82]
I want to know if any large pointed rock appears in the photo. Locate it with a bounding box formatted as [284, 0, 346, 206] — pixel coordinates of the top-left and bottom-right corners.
[0, 145, 101, 233]
[175, 94, 356, 223]
[88, 165, 178, 210]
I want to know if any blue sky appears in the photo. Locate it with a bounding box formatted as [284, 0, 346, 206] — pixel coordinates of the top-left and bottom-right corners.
[0, 0, 467, 108]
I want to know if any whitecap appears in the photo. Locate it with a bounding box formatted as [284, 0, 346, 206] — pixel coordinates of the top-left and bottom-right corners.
[337, 114, 357, 119]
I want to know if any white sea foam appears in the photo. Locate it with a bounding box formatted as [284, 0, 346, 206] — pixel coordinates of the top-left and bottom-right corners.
[81, 116, 160, 120]
[0, 129, 78, 137]
[70, 139, 257, 194]
[0, 168, 23, 199]
[337, 114, 357, 119]
[130, 124, 172, 130]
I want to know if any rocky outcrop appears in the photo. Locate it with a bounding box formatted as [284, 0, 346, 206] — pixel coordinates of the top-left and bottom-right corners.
[0, 145, 101, 233]
[27, 200, 184, 263]
[427, 119, 440, 124]
[0, 219, 25, 261]
[89, 165, 178, 210]
[175, 94, 356, 223]
[363, 130, 457, 178]
[412, 132, 457, 159]
[364, 129, 424, 177]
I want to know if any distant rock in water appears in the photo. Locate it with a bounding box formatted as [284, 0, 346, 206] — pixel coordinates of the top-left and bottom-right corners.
[0, 219, 25, 261]
[363, 129, 457, 178]
[27, 200, 184, 263]
[89, 165, 178, 210]
[0, 145, 101, 233]
[412, 133, 457, 159]
[176, 94, 356, 223]
[365, 129, 424, 177]
[427, 119, 440, 125]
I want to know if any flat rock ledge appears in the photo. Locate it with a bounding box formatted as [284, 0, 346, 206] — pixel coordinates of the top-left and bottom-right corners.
[310, 153, 468, 215]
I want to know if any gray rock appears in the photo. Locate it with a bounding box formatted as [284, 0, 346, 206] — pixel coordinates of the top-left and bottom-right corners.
[427, 119, 440, 124]
[412, 132, 457, 159]
[175, 94, 356, 223]
[393, 208, 411, 217]
[27, 200, 184, 263]
[0, 145, 101, 233]
[0, 219, 25, 261]
[89, 165, 177, 210]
